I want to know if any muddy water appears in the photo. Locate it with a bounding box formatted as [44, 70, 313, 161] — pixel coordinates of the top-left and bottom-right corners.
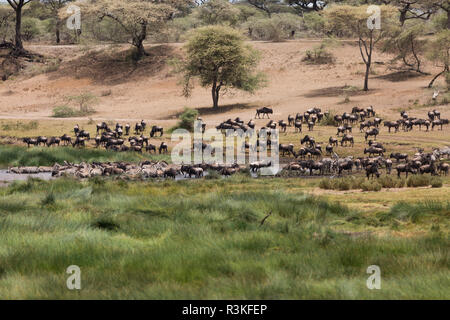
[0, 170, 53, 185]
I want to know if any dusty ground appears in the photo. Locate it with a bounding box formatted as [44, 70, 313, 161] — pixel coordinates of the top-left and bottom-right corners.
[0, 40, 448, 126]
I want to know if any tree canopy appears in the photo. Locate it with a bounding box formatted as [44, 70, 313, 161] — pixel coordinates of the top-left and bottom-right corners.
[176, 25, 266, 108]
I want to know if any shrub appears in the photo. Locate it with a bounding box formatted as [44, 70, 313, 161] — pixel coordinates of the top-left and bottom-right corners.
[205, 169, 221, 180]
[244, 14, 303, 42]
[52, 105, 78, 118]
[407, 175, 431, 187]
[333, 178, 351, 191]
[303, 46, 335, 65]
[22, 18, 40, 41]
[319, 178, 333, 190]
[361, 181, 382, 192]
[430, 177, 443, 188]
[379, 176, 405, 188]
[171, 108, 199, 132]
[319, 110, 339, 126]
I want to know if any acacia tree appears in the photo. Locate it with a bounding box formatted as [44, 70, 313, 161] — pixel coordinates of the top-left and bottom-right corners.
[427, 30, 450, 88]
[195, 0, 240, 26]
[0, 6, 14, 43]
[287, 0, 328, 16]
[41, 0, 74, 44]
[382, 20, 429, 74]
[325, 5, 397, 91]
[6, 0, 33, 53]
[79, 0, 191, 58]
[176, 25, 266, 108]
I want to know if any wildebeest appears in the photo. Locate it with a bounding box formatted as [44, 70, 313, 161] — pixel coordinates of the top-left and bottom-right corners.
[329, 136, 338, 147]
[146, 144, 156, 153]
[22, 137, 39, 148]
[431, 119, 448, 131]
[159, 142, 168, 154]
[96, 122, 109, 134]
[365, 128, 379, 141]
[340, 134, 354, 147]
[150, 126, 164, 137]
[390, 153, 408, 163]
[294, 121, 302, 133]
[364, 147, 384, 157]
[366, 163, 380, 179]
[37, 136, 48, 146]
[396, 164, 415, 178]
[255, 107, 273, 119]
[288, 115, 294, 126]
[46, 137, 61, 147]
[301, 135, 315, 147]
[384, 121, 399, 133]
[279, 144, 294, 156]
[72, 137, 86, 148]
[60, 134, 72, 146]
[438, 162, 449, 175]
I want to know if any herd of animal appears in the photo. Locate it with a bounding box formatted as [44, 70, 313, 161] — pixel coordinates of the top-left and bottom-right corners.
[22, 120, 169, 154]
[14, 105, 450, 180]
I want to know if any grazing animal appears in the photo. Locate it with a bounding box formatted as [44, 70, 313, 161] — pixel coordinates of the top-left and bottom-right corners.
[255, 107, 273, 119]
[294, 121, 302, 133]
[150, 126, 164, 137]
[365, 128, 379, 141]
[340, 134, 354, 147]
[366, 163, 380, 179]
[60, 134, 72, 146]
[364, 147, 384, 157]
[146, 144, 156, 153]
[329, 136, 338, 147]
[279, 144, 295, 156]
[159, 142, 168, 154]
[46, 137, 61, 147]
[288, 115, 294, 126]
[22, 137, 39, 148]
[390, 153, 408, 163]
[384, 121, 399, 133]
[438, 162, 449, 175]
[301, 135, 315, 147]
[396, 164, 415, 178]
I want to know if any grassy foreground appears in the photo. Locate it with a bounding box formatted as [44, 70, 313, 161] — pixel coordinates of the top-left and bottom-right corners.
[0, 176, 448, 299]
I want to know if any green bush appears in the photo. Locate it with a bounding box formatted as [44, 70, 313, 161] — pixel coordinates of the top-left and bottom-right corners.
[379, 176, 405, 189]
[319, 110, 339, 126]
[407, 175, 432, 187]
[361, 181, 382, 192]
[319, 178, 333, 190]
[244, 13, 302, 42]
[431, 177, 443, 188]
[22, 17, 40, 41]
[171, 108, 199, 132]
[52, 105, 78, 118]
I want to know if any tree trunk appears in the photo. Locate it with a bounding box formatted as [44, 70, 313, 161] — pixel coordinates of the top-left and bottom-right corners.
[14, 6, 23, 51]
[133, 23, 148, 59]
[447, 9, 450, 30]
[212, 81, 220, 108]
[56, 19, 61, 44]
[429, 65, 449, 88]
[56, 27, 60, 44]
[363, 34, 373, 92]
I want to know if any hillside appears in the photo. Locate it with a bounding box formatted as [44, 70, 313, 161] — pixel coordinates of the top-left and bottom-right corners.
[0, 40, 448, 125]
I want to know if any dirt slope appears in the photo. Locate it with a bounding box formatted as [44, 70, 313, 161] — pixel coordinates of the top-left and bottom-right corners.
[0, 40, 448, 124]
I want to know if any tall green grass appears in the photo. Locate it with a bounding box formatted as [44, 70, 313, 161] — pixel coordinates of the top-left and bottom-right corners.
[0, 178, 448, 299]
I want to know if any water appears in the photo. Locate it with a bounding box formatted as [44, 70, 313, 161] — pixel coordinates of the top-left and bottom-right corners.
[0, 170, 53, 184]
